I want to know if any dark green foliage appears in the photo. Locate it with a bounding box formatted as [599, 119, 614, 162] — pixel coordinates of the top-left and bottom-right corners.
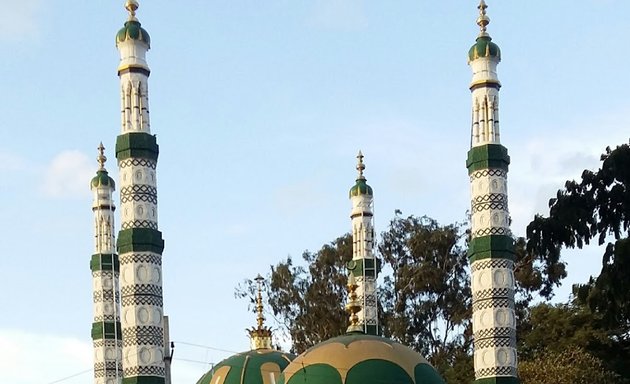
[527, 144, 630, 329]
[518, 347, 622, 384]
[378, 213, 471, 368]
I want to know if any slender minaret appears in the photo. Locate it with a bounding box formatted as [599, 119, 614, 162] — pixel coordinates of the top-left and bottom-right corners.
[115, 1, 166, 382]
[347, 151, 378, 335]
[466, 2, 518, 383]
[247, 275, 274, 350]
[90, 143, 123, 384]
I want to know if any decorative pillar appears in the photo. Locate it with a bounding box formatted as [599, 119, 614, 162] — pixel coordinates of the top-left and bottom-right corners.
[115, 1, 165, 382]
[466, 2, 518, 383]
[347, 151, 379, 335]
[90, 143, 123, 384]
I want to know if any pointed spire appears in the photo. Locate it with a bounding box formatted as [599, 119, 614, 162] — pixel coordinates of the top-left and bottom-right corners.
[254, 274, 265, 329]
[356, 150, 366, 180]
[248, 274, 273, 350]
[125, 0, 139, 21]
[97, 142, 107, 171]
[477, 0, 490, 37]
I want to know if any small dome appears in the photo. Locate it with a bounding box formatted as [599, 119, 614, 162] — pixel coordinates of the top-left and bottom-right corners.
[91, 170, 115, 189]
[116, 20, 151, 47]
[196, 349, 295, 384]
[279, 333, 444, 384]
[468, 35, 501, 63]
[349, 179, 373, 198]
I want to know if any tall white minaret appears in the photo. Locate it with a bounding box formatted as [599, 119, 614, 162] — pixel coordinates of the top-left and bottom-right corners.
[90, 143, 122, 384]
[466, 2, 518, 383]
[347, 151, 379, 335]
[115, 1, 166, 382]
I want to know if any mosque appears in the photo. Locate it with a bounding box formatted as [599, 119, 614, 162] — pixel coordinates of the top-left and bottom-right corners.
[89, 1, 518, 383]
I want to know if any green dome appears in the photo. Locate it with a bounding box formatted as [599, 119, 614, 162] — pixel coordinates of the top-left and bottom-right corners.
[468, 35, 501, 62]
[196, 349, 295, 384]
[91, 170, 115, 189]
[349, 179, 373, 198]
[279, 334, 444, 384]
[116, 20, 150, 47]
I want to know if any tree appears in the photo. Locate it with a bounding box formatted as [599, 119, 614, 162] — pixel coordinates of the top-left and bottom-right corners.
[518, 347, 622, 384]
[527, 143, 630, 329]
[236, 234, 352, 353]
[237, 212, 567, 382]
[378, 213, 471, 369]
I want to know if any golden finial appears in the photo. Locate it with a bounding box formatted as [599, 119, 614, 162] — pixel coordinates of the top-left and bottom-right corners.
[125, 0, 139, 20]
[356, 150, 366, 180]
[254, 274, 265, 329]
[97, 142, 107, 170]
[477, 0, 490, 37]
[345, 273, 362, 333]
[248, 274, 273, 350]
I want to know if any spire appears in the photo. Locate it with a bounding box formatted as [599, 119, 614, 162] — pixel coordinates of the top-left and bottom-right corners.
[477, 0, 490, 37]
[255, 274, 265, 329]
[125, 0, 139, 21]
[97, 142, 107, 171]
[248, 275, 273, 350]
[356, 150, 366, 180]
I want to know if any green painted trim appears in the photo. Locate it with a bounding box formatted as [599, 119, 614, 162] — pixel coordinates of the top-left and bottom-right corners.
[117, 228, 164, 254]
[122, 378, 165, 384]
[468, 235, 514, 262]
[348, 259, 378, 278]
[365, 324, 379, 336]
[475, 377, 519, 384]
[91, 321, 122, 340]
[116, 132, 159, 161]
[466, 144, 510, 174]
[90, 253, 120, 272]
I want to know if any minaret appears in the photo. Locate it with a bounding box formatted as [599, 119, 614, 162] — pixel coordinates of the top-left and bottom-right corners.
[347, 151, 378, 335]
[115, 1, 166, 382]
[90, 143, 123, 384]
[247, 275, 274, 350]
[466, 2, 518, 383]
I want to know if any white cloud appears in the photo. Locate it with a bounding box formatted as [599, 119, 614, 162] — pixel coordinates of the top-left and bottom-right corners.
[42, 150, 94, 198]
[0, 0, 42, 42]
[308, 0, 368, 31]
[0, 329, 91, 384]
[508, 105, 630, 237]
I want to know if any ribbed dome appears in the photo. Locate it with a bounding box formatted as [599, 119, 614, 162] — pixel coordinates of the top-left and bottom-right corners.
[90, 170, 115, 189]
[349, 179, 373, 198]
[468, 36, 501, 63]
[278, 334, 444, 384]
[116, 20, 151, 47]
[196, 349, 295, 384]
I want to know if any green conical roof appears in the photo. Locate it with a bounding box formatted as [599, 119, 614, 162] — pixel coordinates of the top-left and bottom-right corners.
[91, 169, 115, 189]
[116, 20, 151, 47]
[468, 35, 501, 63]
[349, 179, 373, 198]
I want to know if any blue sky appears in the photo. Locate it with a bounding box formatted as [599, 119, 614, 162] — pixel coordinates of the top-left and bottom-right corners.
[1, 1, 630, 383]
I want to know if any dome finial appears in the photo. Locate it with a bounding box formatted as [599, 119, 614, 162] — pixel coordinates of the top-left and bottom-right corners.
[248, 274, 273, 350]
[477, 0, 490, 37]
[97, 142, 107, 171]
[125, 0, 139, 21]
[254, 274, 265, 330]
[356, 150, 366, 180]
